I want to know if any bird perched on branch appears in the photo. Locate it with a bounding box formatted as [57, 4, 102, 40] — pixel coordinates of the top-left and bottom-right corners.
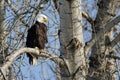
[26, 14, 48, 65]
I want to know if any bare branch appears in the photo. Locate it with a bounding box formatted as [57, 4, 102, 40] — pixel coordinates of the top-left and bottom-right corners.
[85, 15, 120, 56]
[82, 11, 94, 26]
[5, 0, 50, 27]
[5, 0, 29, 27]
[106, 54, 120, 60]
[0, 48, 63, 77]
[111, 33, 120, 48]
[104, 16, 120, 33]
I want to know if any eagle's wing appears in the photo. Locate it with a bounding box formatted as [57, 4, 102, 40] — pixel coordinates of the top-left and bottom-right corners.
[26, 25, 37, 65]
[35, 23, 48, 49]
[26, 25, 36, 47]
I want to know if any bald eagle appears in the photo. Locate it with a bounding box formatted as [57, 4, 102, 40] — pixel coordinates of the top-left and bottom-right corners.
[26, 14, 48, 65]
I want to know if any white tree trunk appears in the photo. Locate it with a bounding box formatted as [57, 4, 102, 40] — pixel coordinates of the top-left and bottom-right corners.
[87, 0, 120, 80]
[59, 0, 86, 80]
[0, 0, 6, 66]
[0, 0, 8, 79]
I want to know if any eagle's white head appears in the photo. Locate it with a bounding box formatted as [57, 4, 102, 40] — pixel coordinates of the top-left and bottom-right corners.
[36, 14, 48, 23]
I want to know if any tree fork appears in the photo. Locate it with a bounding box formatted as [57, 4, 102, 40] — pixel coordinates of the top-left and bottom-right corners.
[59, 0, 86, 80]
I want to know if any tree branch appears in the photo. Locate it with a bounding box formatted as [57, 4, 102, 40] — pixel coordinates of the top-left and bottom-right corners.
[85, 15, 120, 56]
[5, 0, 29, 27]
[111, 33, 120, 48]
[106, 54, 120, 60]
[5, 0, 50, 27]
[82, 11, 94, 26]
[104, 16, 120, 33]
[0, 48, 63, 77]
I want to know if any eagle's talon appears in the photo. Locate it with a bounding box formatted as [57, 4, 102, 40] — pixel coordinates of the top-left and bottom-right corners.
[40, 49, 44, 53]
[35, 47, 39, 50]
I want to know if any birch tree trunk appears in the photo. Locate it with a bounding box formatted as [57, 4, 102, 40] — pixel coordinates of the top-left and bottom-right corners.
[88, 0, 120, 80]
[59, 0, 86, 80]
[0, 0, 6, 66]
[0, 0, 8, 79]
[0, 0, 5, 66]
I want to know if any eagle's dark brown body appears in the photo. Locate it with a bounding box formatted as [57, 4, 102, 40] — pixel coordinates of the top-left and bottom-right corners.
[26, 21, 47, 65]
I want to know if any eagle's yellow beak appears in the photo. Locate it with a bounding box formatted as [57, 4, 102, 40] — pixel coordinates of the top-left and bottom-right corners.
[44, 18, 48, 23]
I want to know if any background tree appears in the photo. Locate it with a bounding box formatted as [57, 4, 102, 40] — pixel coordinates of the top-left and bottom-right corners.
[0, 0, 6, 65]
[0, 0, 120, 80]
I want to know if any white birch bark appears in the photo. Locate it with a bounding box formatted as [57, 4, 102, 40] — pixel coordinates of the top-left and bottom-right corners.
[87, 0, 120, 80]
[0, 0, 8, 79]
[59, 0, 86, 80]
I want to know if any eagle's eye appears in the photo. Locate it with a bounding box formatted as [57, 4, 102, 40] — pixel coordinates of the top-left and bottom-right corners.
[43, 17, 46, 19]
